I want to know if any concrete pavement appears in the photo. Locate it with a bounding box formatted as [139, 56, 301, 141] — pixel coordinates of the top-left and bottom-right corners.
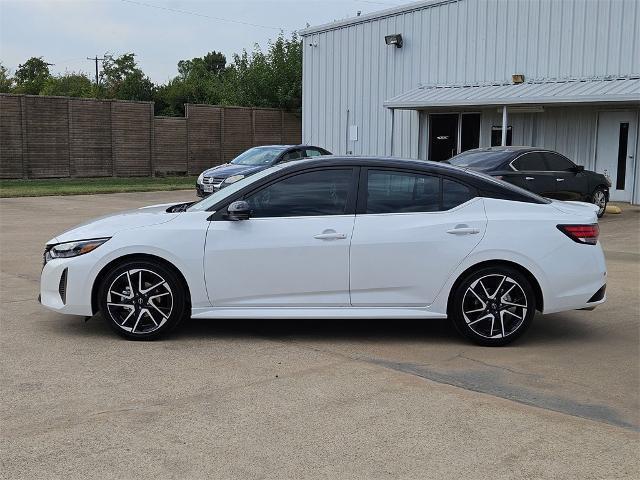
[1, 192, 638, 479]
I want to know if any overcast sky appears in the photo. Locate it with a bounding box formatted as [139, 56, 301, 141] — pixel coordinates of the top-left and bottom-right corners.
[0, 0, 407, 83]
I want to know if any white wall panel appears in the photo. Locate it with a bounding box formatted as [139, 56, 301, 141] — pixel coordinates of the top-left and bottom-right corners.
[302, 0, 640, 158]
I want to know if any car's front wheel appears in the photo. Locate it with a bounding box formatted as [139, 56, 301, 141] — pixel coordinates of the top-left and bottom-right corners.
[591, 187, 607, 218]
[98, 259, 187, 340]
[450, 266, 536, 346]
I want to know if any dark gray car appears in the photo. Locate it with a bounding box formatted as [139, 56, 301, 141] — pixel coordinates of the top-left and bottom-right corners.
[196, 145, 331, 197]
[447, 146, 611, 217]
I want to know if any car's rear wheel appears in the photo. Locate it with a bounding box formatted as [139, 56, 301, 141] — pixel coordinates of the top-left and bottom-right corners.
[98, 260, 186, 340]
[591, 187, 607, 218]
[450, 266, 535, 346]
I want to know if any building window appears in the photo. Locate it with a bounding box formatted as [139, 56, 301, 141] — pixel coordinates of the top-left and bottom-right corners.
[461, 113, 481, 152]
[491, 126, 512, 146]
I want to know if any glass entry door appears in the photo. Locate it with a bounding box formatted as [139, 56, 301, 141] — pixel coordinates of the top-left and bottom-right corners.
[428, 113, 481, 162]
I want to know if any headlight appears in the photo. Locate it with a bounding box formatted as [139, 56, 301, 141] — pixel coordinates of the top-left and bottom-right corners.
[224, 174, 245, 184]
[45, 238, 109, 262]
[197, 172, 205, 184]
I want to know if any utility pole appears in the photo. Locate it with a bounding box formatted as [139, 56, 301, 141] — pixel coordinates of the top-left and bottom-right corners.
[86, 56, 104, 86]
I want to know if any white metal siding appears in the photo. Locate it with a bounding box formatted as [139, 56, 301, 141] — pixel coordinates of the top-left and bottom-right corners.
[479, 106, 599, 168]
[302, 0, 640, 157]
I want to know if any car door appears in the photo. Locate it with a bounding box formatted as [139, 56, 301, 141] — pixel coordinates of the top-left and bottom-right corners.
[349, 169, 487, 307]
[543, 152, 589, 201]
[509, 152, 557, 197]
[204, 167, 358, 307]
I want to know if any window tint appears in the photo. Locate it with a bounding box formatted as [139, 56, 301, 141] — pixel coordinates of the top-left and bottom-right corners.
[443, 178, 475, 209]
[366, 170, 440, 214]
[512, 153, 546, 171]
[544, 153, 575, 171]
[448, 150, 512, 172]
[245, 169, 352, 218]
[304, 148, 324, 157]
[280, 149, 303, 162]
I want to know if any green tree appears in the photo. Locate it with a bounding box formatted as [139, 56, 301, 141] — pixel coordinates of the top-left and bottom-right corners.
[14, 57, 51, 94]
[155, 51, 226, 116]
[221, 33, 302, 110]
[178, 50, 226, 78]
[0, 62, 14, 93]
[100, 53, 154, 101]
[40, 72, 94, 97]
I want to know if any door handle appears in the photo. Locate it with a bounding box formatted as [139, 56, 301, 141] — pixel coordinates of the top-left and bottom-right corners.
[556, 178, 565, 182]
[525, 177, 535, 181]
[314, 231, 347, 240]
[447, 226, 480, 235]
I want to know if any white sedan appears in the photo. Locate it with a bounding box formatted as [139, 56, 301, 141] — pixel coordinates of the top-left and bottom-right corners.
[40, 157, 606, 346]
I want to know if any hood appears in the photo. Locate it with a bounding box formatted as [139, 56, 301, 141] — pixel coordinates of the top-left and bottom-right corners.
[203, 163, 264, 178]
[48, 203, 182, 245]
[550, 199, 599, 219]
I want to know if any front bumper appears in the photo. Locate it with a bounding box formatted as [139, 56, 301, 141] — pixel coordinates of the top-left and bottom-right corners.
[196, 182, 224, 198]
[40, 256, 94, 316]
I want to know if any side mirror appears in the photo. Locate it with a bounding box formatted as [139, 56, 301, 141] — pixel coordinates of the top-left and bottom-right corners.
[225, 200, 251, 221]
[573, 165, 585, 173]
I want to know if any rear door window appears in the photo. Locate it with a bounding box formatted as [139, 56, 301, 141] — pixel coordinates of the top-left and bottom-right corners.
[304, 148, 324, 158]
[365, 170, 440, 214]
[512, 153, 547, 171]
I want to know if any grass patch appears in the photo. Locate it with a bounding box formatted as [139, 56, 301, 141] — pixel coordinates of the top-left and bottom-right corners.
[0, 176, 198, 198]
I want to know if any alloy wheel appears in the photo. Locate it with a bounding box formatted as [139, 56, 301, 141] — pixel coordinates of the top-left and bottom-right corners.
[106, 268, 173, 335]
[462, 274, 528, 339]
[593, 190, 606, 217]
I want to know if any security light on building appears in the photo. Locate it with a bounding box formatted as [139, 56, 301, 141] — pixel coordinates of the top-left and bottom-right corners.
[300, 0, 640, 204]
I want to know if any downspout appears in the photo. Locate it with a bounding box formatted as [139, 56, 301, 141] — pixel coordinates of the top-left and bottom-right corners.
[390, 108, 395, 157]
[501, 105, 508, 146]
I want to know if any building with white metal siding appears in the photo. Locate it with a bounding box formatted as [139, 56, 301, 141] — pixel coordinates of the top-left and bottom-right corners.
[300, 0, 640, 203]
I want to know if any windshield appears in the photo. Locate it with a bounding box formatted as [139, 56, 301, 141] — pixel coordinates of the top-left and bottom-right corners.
[187, 165, 286, 212]
[231, 146, 286, 166]
[447, 151, 512, 171]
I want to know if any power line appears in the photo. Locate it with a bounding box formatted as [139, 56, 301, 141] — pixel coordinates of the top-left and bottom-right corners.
[120, 0, 281, 30]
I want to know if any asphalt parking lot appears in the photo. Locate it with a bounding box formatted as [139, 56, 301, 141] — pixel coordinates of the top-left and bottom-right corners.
[1, 191, 638, 479]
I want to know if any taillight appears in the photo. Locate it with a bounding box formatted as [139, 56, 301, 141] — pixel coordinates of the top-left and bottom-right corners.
[557, 224, 599, 245]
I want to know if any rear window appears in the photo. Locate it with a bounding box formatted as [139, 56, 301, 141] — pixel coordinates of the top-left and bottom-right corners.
[447, 151, 511, 171]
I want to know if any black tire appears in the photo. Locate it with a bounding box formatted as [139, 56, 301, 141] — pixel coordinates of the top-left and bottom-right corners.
[591, 187, 607, 218]
[450, 266, 536, 346]
[98, 259, 187, 340]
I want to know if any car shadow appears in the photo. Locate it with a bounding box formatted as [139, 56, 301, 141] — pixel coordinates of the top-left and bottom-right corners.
[175, 315, 458, 343]
[51, 310, 600, 347]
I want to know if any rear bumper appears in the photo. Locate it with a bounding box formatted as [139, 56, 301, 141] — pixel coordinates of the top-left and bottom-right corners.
[540, 243, 607, 314]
